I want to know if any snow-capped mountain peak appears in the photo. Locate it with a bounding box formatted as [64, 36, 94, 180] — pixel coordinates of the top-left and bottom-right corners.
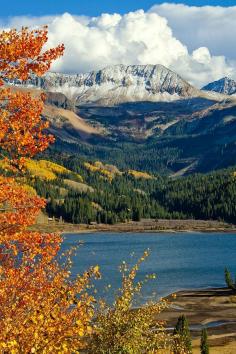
[202, 77, 236, 96]
[6, 64, 199, 105]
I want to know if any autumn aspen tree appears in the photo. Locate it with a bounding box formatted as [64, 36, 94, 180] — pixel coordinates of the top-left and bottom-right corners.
[0, 27, 99, 353]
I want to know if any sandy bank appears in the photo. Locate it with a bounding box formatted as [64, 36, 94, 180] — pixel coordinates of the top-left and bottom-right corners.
[32, 219, 236, 234]
[159, 287, 236, 353]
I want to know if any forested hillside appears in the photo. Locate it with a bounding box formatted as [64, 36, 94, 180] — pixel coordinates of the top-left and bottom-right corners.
[153, 169, 236, 223]
[2, 156, 234, 225]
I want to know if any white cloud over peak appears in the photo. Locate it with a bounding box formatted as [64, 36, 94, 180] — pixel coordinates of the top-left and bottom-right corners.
[45, 11, 189, 75]
[150, 3, 236, 60]
[1, 4, 236, 88]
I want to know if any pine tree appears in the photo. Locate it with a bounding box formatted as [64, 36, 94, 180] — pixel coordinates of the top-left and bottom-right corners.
[201, 328, 209, 354]
[174, 315, 192, 354]
[225, 268, 236, 290]
[132, 208, 141, 221]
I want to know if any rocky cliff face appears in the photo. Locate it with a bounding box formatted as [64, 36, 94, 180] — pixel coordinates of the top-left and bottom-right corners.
[202, 77, 236, 96]
[5, 64, 199, 105]
[45, 92, 75, 111]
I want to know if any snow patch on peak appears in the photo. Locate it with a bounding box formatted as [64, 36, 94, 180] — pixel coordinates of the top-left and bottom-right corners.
[46, 64, 198, 105]
[5, 64, 199, 105]
[202, 77, 236, 96]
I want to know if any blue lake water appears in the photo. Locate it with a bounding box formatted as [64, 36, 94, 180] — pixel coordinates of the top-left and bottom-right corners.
[62, 232, 236, 305]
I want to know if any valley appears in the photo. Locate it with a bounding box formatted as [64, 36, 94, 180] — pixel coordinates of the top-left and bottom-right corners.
[1, 7, 236, 353]
[7, 64, 236, 176]
[3, 64, 236, 230]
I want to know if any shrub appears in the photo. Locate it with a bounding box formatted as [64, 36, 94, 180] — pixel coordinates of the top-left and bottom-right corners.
[89, 251, 173, 354]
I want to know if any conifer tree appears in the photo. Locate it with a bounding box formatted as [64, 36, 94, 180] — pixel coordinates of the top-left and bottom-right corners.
[132, 207, 141, 221]
[174, 315, 192, 354]
[201, 328, 209, 354]
[225, 268, 236, 290]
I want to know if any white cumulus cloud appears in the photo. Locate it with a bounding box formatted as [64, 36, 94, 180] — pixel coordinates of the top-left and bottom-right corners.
[149, 3, 236, 60]
[1, 5, 236, 88]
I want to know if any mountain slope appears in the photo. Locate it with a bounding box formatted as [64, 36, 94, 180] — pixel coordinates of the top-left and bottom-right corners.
[73, 64, 199, 105]
[19, 156, 235, 225]
[5, 66, 236, 175]
[7, 86, 105, 143]
[6, 64, 200, 105]
[50, 98, 236, 175]
[202, 77, 236, 95]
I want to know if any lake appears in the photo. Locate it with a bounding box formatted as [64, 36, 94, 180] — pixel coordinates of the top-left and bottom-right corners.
[62, 232, 236, 305]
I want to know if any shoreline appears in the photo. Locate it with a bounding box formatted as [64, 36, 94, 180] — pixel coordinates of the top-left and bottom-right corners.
[159, 287, 236, 353]
[32, 218, 236, 234]
[32, 217, 236, 351]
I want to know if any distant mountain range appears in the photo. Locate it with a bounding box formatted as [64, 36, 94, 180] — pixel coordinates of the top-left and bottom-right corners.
[6, 64, 231, 105]
[202, 77, 236, 96]
[5, 64, 236, 175]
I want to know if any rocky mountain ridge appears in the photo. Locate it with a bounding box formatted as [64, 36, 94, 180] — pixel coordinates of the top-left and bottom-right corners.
[6, 64, 200, 105]
[4, 65, 236, 175]
[202, 77, 236, 96]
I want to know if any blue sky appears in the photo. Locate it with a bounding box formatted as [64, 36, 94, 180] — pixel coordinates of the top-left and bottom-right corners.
[1, 0, 236, 17]
[1, 1, 236, 86]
